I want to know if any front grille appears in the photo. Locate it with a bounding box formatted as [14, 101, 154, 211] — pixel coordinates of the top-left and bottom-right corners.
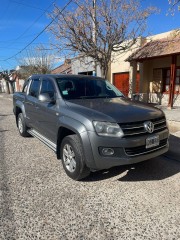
[120, 116, 167, 138]
[125, 138, 168, 156]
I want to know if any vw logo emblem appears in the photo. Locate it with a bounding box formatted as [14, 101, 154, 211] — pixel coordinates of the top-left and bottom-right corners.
[144, 121, 154, 133]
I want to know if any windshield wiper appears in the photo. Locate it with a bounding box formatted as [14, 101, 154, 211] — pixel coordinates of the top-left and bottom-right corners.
[76, 96, 100, 99]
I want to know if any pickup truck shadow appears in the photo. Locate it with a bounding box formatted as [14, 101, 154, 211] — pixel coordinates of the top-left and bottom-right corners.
[84, 155, 180, 182]
[166, 134, 180, 161]
[0, 114, 14, 116]
[0, 129, 9, 133]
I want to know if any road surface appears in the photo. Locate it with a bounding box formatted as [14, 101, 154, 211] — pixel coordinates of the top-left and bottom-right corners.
[0, 94, 180, 240]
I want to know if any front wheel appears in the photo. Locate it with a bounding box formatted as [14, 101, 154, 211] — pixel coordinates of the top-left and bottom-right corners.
[60, 135, 90, 180]
[17, 113, 30, 137]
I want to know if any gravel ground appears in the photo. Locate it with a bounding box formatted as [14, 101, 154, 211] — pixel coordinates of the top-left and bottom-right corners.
[0, 95, 180, 240]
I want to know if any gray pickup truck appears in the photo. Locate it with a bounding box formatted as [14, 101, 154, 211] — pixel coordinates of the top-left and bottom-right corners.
[13, 74, 169, 180]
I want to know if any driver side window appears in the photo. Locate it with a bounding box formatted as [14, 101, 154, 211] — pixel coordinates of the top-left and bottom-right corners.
[40, 79, 56, 99]
[29, 79, 40, 98]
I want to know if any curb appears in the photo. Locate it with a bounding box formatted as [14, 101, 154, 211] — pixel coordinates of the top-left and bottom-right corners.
[167, 120, 180, 133]
[0, 93, 13, 101]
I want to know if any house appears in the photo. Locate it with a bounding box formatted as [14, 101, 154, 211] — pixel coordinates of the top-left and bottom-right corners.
[51, 29, 180, 108]
[111, 29, 180, 108]
[71, 56, 102, 77]
[51, 59, 72, 74]
[110, 38, 144, 96]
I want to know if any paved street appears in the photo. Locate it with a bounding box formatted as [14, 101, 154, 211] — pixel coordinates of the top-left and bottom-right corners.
[0, 95, 180, 240]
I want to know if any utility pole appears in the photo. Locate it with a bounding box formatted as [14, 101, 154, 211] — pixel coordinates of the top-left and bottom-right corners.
[92, 0, 97, 76]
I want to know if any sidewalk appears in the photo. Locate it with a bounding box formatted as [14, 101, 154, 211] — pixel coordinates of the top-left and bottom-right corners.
[159, 106, 180, 162]
[159, 106, 180, 133]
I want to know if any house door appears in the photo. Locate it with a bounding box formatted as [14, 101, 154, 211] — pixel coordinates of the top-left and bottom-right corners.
[113, 72, 140, 96]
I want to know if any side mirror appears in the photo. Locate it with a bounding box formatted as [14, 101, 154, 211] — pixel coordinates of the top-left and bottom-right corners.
[39, 93, 55, 104]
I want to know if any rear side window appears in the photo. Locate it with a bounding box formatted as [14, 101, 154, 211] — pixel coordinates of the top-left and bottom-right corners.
[29, 79, 40, 98]
[22, 79, 30, 93]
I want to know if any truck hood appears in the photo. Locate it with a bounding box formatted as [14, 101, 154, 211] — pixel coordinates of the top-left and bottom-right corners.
[65, 97, 164, 123]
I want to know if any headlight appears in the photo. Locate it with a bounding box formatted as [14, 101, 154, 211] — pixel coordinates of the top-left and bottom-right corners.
[93, 121, 124, 137]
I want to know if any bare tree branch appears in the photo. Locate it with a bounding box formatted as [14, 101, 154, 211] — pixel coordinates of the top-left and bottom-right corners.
[18, 45, 55, 79]
[48, 0, 157, 78]
[168, 0, 180, 15]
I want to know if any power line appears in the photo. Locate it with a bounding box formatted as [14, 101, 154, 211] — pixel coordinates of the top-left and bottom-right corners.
[4, 0, 73, 61]
[6, 1, 56, 48]
[9, 0, 51, 12]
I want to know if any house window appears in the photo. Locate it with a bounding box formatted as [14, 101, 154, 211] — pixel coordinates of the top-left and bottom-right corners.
[162, 68, 180, 94]
[162, 69, 170, 93]
[78, 71, 93, 75]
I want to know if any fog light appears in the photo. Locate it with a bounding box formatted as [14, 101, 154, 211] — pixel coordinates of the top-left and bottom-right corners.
[102, 148, 114, 156]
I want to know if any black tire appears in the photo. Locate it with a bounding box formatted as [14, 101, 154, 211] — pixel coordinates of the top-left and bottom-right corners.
[60, 134, 90, 180]
[17, 113, 30, 137]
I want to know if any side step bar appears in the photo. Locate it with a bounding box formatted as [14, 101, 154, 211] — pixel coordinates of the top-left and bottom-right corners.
[28, 129, 57, 152]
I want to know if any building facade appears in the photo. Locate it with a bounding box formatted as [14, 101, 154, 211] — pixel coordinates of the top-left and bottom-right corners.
[71, 56, 102, 77]
[51, 59, 72, 75]
[51, 30, 180, 107]
[111, 30, 180, 107]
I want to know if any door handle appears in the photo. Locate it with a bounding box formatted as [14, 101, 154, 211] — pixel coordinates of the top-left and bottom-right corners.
[26, 101, 33, 106]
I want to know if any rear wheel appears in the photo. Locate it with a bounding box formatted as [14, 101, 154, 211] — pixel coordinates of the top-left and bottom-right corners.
[60, 135, 90, 180]
[17, 113, 30, 137]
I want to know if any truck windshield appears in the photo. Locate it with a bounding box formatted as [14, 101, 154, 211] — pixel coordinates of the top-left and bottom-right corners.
[56, 77, 124, 100]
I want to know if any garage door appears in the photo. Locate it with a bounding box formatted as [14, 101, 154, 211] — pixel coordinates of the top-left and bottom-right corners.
[113, 72, 140, 96]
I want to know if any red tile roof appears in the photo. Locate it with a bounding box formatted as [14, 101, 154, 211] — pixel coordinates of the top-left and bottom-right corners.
[51, 60, 72, 74]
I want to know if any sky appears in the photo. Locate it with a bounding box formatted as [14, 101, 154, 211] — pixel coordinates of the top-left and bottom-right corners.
[0, 0, 180, 71]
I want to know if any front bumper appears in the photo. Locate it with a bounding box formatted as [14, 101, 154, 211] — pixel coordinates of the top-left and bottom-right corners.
[87, 129, 169, 170]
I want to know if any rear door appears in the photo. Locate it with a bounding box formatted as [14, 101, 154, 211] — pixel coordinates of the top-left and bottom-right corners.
[25, 77, 41, 129]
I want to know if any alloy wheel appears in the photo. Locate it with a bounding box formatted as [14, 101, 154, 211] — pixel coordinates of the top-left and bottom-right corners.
[63, 144, 76, 173]
[18, 117, 23, 134]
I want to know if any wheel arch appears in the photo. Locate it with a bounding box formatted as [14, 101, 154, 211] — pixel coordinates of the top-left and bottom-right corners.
[56, 126, 76, 159]
[15, 101, 26, 124]
[15, 106, 23, 126]
[56, 116, 96, 169]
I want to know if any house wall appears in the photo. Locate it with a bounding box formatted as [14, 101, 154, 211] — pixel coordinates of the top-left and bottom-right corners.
[143, 56, 180, 106]
[15, 79, 25, 92]
[111, 29, 180, 106]
[143, 57, 171, 92]
[110, 38, 143, 84]
[71, 56, 102, 77]
[0, 79, 6, 92]
[110, 50, 132, 83]
[110, 31, 175, 84]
